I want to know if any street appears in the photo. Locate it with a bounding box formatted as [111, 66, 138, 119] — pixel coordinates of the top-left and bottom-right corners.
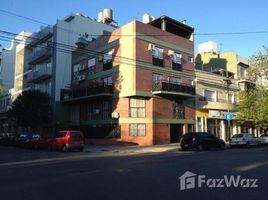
[0, 146, 268, 200]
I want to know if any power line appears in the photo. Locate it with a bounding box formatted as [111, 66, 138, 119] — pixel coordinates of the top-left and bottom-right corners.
[0, 9, 48, 26]
[1, 8, 268, 37]
[0, 30, 198, 76]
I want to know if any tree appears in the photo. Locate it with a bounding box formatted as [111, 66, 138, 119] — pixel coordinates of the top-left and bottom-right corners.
[8, 90, 52, 130]
[0, 85, 4, 94]
[236, 88, 268, 130]
[236, 46, 268, 131]
[247, 46, 268, 83]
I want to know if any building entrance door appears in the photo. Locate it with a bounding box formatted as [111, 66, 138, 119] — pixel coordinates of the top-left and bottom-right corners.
[170, 124, 183, 143]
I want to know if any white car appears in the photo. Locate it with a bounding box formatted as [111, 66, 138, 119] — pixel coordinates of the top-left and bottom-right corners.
[230, 133, 261, 147]
[259, 134, 268, 145]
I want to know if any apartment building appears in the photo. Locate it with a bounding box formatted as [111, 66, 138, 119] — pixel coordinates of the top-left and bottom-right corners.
[195, 41, 259, 140]
[195, 70, 239, 141]
[62, 15, 196, 145]
[0, 32, 31, 133]
[11, 10, 116, 133]
[196, 41, 249, 80]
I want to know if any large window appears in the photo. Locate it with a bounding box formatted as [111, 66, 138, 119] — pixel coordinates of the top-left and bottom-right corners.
[129, 124, 146, 137]
[204, 89, 216, 102]
[152, 47, 164, 67]
[103, 76, 112, 86]
[173, 101, 184, 119]
[172, 53, 182, 71]
[130, 98, 145, 118]
[238, 66, 246, 78]
[88, 58, 96, 75]
[103, 50, 113, 71]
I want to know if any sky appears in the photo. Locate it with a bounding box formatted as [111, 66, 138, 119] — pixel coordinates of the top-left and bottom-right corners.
[1, 0, 268, 58]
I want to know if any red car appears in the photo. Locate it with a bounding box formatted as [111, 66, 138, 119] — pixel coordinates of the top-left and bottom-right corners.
[48, 130, 84, 152]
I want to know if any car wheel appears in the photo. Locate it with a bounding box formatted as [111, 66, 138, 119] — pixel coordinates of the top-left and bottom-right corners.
[181, 146, 186, 151]
[197, 144, 203, 151]
[246, 142, 250, 148]
[62, 145, 68, 152]
[219, 143, 225, 150]
[257, 141, 261, 147]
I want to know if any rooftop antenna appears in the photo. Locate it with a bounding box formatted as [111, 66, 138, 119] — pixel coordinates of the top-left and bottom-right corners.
[218, 43, 222, 54]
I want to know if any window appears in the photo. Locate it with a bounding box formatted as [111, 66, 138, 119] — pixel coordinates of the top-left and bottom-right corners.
[88, 58, 96, 75]
[170, 77, 181, 84]
[152, 47, 164, 67]
[173, 101, 184, 119]
[103, 50, 113, 70]
[197, 117, 202, 132]
[130, 98, 145, 118]
[238, 66, 246, 78]
[152, 73, 163, 83]
[129, 124, 146, 137]
[188, 55, 194, 63]
[172, 53, 182, 71]
[103, 76, 112, 86]
[204, 89, 216, 102]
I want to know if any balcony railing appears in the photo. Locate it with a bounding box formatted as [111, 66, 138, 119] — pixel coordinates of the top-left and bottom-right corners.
[28, 26, 53, 47]
[152, 81, 195, 96]
[61, 84, 114, 102]
[27, 67, 52, 83]
[28, 47, 52, 65]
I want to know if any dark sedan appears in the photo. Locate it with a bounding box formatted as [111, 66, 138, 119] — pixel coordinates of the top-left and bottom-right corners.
[180, 132, 225, 151]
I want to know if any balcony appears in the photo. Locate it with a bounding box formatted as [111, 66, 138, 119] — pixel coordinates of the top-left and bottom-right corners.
[27, 67, 52, 83]
[152, 81, 195, 98]
[28, 26, 53, 47]
[197, 97, 236, 111]
[61, 84, 114, 103]
[28, 47, 52, 65]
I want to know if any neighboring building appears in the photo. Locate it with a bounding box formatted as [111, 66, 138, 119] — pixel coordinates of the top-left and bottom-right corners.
[12, 10, 117, 133]
[195, 41, 260, 140]
[62, 15, 196, 145]
[0, 31, 32, 93]
[196, 41, 249, 80]
[195, 69, 239, 141]
[0, 32, 31, 133]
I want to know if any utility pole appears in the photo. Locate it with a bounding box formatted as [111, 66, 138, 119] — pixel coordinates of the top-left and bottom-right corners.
[223, 77, 232, 141]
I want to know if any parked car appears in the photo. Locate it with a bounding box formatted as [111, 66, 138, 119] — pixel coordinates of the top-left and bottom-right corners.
[230, 133, 261, 147]
[25, 134, 49, 149]
[15, 134, 31, 147]
[48, 130, 84, 152]
[259, 134, 268, 145]
[180, 132, 225, 151]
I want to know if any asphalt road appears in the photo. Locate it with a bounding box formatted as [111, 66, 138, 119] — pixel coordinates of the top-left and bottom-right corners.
[0, 145, 267, 200]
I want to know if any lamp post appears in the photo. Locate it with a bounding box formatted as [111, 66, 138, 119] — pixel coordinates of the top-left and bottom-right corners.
[223, 77, 232, 141]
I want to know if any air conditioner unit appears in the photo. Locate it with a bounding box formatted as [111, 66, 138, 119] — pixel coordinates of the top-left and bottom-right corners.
[148, 43, 155, 51]
[111, 112, 119, 118]
[93, 109, 100, 114]
[78, 75, 86, 81]
[168, 50, 175, 56]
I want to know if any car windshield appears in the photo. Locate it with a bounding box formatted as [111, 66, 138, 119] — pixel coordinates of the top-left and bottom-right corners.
[232, 134, 243, 138]
[260, 134, 268, 137]
[55, 131, 67, 138]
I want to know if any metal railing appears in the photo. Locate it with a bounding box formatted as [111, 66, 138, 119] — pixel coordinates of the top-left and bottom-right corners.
[152, 80, 195, 95]
[61, 84, 114, 101]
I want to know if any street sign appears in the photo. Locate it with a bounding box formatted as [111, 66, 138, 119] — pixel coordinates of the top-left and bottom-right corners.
[224, 112, 233, 121]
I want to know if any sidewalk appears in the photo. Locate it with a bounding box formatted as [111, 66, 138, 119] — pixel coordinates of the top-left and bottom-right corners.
[84, 143, 180, 154]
